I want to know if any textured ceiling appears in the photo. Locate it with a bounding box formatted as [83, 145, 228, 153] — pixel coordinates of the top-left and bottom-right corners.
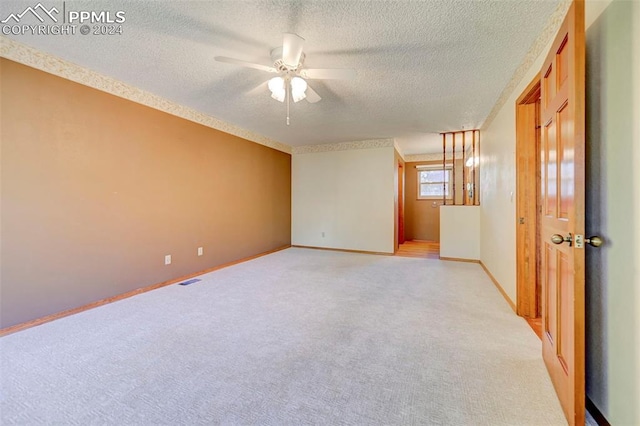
[1, 0, 560, 153]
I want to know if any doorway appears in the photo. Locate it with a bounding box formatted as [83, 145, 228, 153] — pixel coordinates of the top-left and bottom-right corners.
[515, 74, 542, 333]
[397, 160, 442, 259]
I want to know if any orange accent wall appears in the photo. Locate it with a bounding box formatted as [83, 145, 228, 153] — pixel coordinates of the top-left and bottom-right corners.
[0, 58, 291, 328]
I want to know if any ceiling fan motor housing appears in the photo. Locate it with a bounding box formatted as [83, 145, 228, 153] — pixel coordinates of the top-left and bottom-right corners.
[271, 46, 305, 72]
[215, 32, 354, 109]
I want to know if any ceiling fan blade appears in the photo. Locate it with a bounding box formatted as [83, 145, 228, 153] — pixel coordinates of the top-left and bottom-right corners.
[305, 84, 321, 103]
[214, 56, 277, 73]
[301, 68, 357, 80]
[247, 80, 269, 95]
[282, 33, 305, 67]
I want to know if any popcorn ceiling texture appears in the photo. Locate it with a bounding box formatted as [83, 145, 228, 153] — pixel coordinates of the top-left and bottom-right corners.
[481, 0, 572, 129]
[0, 37, 291, 154]
[0, 0, 560, 150]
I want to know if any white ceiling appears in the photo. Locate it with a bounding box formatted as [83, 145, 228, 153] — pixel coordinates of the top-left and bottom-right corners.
[2, 0, 559, 154]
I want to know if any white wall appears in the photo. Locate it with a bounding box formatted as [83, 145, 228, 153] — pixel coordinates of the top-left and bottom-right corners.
[634, 1, 640, 421]
[440, 206, 480, 260]
[292, 146, 395, 253]
[479, 44, 549, 303]
[584, 0, 640, 423]
[634, 1, 640, 420]
[480, 0, 640, 423]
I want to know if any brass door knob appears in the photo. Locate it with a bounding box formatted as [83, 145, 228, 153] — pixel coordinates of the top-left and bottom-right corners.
[551, 233, 572, 245]
[586, 236, 603, 247]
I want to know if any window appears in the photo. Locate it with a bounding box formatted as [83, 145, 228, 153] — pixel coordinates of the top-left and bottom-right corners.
[417, 168, 451, 199]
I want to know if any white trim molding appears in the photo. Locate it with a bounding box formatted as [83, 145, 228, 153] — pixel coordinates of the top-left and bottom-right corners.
[292, 138, 395, 155]
[0, 37, 291, 154]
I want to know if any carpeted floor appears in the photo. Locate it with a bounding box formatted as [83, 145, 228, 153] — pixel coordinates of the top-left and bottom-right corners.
[1, 248, 568, 425]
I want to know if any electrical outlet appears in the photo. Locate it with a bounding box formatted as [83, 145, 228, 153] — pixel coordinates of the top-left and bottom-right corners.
[322, 232, 325, 238]
[197, 247, 203, 256]
[164, 255, 171, 265]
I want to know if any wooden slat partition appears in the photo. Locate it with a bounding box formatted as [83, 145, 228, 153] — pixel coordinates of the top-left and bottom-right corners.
[476, 130, 480, 205]
[462, 132, 467, 203]
[452, 133, 456, 204]
[472, 130, 477, 205]
[439, 129, 481, 206]
[442, 133, 446, 205]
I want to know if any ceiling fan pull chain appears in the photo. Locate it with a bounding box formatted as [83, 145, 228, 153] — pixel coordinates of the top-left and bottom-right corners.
[286, 78, 291, 126]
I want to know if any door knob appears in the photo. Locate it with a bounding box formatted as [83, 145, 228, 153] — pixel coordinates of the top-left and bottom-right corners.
[551, 233, 572, 245]
[552, 233, 603, 248]
[586, 236, 603, 247]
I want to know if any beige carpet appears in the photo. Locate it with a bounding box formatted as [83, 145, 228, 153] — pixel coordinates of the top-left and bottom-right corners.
[1, 247, 568, 424]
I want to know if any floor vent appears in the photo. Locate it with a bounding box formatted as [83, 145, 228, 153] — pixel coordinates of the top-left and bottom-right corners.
[178, 278, 201, 286]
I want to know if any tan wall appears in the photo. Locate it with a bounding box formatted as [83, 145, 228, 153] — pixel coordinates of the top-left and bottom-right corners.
[0, 59, 291, 328]
[404, 161, 441, 241]
[404, 159, 463, 241]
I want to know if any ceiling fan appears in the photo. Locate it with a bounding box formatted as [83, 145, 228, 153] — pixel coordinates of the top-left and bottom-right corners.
[215, 33, 356, 125]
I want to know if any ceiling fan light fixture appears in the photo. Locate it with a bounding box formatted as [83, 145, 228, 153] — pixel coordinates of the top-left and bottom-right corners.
[215, 32, 358, 118]
[271, 90, 285, 102]
[290, 76, 307, 103]
[268, 76, 286, 102]
[291, 90, 306, 103]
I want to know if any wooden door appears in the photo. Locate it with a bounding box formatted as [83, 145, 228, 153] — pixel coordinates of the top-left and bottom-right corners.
[398, 163, 405, 244]
[539, 1, 585, 425]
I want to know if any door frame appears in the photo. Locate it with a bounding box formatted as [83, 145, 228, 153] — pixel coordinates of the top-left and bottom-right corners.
[398, 162, 405, 245]
[515, 74, 542, 318]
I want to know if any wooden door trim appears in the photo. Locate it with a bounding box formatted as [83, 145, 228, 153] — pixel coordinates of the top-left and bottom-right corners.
[516, 73, 541, 318]
[517, 74, 542, 105]
[398, 162, 405, 245]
